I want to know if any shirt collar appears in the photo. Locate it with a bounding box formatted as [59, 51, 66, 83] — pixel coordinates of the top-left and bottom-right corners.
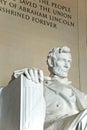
[45, 75, 71, 93]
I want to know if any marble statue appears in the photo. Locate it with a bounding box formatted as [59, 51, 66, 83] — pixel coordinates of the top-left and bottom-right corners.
[13, 46, 87, 130]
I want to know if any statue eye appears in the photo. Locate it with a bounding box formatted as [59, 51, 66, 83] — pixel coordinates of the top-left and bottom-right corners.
[68, 60, 71, 63]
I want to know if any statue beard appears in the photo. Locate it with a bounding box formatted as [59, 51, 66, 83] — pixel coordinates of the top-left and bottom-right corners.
[52, 67, 68, 78]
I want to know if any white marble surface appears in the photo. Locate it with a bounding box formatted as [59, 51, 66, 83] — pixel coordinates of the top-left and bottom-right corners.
[0, 75, 46, 130]
[0, 76, 20, 130]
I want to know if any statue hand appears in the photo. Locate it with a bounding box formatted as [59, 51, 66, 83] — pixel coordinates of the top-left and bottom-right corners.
[13, 68, 44, 84]
[13, 68, 44, 96]
[25, 68, 44, 83]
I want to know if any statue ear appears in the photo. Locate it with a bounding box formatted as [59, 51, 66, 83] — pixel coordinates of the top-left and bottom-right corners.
[47, 58, 53, 67]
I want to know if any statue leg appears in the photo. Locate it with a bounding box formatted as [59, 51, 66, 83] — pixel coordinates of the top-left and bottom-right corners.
[69, 109, 87, 130]
[76, 113, 87, 130]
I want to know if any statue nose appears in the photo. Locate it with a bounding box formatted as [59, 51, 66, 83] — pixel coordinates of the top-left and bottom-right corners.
[65, 62, 69, 68]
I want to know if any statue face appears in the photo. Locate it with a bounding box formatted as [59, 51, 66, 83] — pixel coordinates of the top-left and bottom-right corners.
[52, 53, 72, 78]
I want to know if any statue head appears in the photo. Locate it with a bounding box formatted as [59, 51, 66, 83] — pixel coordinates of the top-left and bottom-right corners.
[47, 46, 72, 78]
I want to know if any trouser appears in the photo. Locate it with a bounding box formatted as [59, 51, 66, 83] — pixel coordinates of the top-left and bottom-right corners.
[67, 109, 87, 130]
[45, 109, 87, 130]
